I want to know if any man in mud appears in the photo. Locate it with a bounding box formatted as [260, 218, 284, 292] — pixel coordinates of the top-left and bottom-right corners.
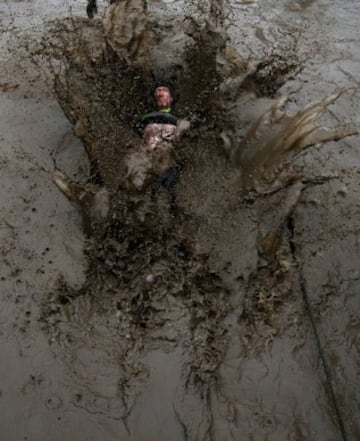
[138, 86, 179, 149]
[136, 86, 189, 209]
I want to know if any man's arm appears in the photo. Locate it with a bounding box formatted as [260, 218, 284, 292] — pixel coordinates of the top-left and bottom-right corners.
[174, 119, 191, 140]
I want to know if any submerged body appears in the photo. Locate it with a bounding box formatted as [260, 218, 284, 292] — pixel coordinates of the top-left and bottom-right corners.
[138, 86, 179, 150]
[132, 86, 183, 203]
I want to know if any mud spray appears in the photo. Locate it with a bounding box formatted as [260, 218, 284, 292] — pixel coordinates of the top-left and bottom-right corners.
[3, 0, 359, 440]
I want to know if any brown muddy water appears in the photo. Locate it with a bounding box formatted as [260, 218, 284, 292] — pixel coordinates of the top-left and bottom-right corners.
[1, 1, 359, 440]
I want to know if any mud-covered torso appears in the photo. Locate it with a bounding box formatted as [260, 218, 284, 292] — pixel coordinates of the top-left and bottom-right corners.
[124, 110, 179, 190]
[143, 123, 177, 150]
[137, 109, 179, 149]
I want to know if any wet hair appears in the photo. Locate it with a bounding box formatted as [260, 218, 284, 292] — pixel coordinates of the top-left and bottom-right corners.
[154, 85, 172, 94]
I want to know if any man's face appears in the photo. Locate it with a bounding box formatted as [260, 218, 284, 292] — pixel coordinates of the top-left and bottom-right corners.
[154, 86, 173, 109]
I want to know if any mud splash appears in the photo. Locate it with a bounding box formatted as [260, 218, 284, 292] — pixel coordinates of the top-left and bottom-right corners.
[26, 1, 359, 439]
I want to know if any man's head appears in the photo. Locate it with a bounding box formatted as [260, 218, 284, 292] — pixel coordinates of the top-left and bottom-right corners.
[154, 86, 173, 110]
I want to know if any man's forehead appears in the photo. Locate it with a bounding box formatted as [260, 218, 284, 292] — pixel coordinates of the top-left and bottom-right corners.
[155, 86, 171, 93]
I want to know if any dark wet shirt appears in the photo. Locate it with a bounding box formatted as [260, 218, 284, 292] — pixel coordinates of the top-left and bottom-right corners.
[136, 108, 179, 132]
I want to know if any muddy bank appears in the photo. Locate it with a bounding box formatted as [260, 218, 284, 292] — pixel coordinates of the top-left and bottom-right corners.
[1, 1, 359, 440]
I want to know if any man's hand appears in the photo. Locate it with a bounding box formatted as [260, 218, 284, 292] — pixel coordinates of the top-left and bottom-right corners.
[175, 119, 191, 139]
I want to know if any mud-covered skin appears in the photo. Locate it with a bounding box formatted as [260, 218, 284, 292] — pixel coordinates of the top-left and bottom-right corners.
[1, 0, 360, 440]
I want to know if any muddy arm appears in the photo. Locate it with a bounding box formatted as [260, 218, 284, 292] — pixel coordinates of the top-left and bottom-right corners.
[174, 119, 191, 140]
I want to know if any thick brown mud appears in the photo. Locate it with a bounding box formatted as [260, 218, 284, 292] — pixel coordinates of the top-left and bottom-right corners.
[1, 1, 359, 440]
